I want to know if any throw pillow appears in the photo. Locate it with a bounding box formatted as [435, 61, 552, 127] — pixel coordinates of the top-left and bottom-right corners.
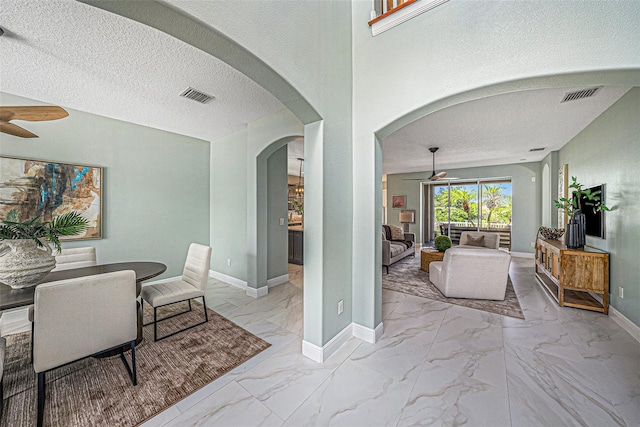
[389, 224, 405, 241]
[382, 231, 387, 241]
[464, 234, 485, 247]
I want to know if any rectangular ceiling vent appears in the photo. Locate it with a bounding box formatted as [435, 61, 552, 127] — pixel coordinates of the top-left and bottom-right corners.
[180, 87, 214, 104]
[529, 147, 545, 152]
[561, 87, 601, 103]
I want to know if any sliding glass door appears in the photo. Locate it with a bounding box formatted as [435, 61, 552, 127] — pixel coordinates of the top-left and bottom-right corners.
[428, 179, 512, 249]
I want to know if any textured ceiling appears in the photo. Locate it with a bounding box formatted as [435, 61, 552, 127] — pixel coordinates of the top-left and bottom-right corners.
[0, 1, 630, 178]
[0, 0, 284, 143]
[382, 86, 631, 175]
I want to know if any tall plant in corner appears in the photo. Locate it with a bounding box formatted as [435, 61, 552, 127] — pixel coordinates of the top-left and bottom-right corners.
[0, 209, 88, 252]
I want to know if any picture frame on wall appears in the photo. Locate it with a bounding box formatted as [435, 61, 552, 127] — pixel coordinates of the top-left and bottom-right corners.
[392, 195, 406, 209]
[558, 164, 568, 228]
[0, 156, 103, 240]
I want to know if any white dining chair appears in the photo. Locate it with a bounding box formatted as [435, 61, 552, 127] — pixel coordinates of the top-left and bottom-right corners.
[141, 243, 212, 341]
[29, 246, 98, 361]
[52, 246, 97, 271]
[33, 270, 138, 427]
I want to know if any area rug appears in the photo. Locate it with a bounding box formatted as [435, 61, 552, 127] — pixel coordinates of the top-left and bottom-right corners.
[383, 256, 524, 319]
[1, 301, 271, 426]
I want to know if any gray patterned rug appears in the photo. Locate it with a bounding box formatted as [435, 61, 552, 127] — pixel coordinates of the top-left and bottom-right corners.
[383, 256, 524, 319]
[1, 301, 271, 427]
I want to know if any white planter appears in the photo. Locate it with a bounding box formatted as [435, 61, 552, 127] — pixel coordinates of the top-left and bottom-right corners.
[0, 239, 56, 289]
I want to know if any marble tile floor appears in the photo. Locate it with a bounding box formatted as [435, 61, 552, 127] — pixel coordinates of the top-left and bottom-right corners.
[138, 260, 636, 426]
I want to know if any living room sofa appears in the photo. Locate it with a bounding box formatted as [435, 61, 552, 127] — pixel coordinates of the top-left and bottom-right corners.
[429, 246, 511, 300]
[382, 225, 415, 274]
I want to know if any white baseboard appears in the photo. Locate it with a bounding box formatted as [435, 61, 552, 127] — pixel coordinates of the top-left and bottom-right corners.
[610, 305, 640, 343]
[352, 322, 384, 343]
[246, 286, 268, 298]
[267, 274, 289, 288]
[209, 270, 248, 290]
[302, 322, 353, 363]
[510, 252, 535, 259]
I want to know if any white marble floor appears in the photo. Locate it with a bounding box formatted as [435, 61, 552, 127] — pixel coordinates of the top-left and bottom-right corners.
[142, 258, 640, 427]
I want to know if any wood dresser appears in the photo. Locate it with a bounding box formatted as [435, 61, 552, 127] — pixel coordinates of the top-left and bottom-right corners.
[534, 238, 609, 314]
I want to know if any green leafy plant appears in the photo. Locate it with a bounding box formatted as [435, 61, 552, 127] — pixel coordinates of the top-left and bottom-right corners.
[292, 200, 304, 216]
[554, 176, 610, 218]
[434, 235, 452, 252]
[0, 210, 89, 252]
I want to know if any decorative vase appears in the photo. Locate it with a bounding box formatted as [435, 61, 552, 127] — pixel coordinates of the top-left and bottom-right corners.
[565, 220, 579, 249]
[0, 239, 56, 289]
[574, 211, 586, 247]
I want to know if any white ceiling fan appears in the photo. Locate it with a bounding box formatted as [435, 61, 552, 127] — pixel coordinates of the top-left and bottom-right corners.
[403, 147, 450, 181]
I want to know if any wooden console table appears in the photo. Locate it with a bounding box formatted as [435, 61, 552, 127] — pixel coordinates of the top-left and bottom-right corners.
[534, 238, 609, 314]
[420, 249, 445, 271]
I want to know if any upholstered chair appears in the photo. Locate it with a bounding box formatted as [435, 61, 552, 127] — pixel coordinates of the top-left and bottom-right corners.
[459, 231, 501, 249]
[52, 246, 98, 271]
[29, 246, 98, 360]
[141, 243, 212, 341]
[32, 270, 138, 427]
[429, 246, 511, 300]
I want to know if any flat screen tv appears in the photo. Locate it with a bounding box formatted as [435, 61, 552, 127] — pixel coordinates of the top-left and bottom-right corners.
[575, 184, 605, 239]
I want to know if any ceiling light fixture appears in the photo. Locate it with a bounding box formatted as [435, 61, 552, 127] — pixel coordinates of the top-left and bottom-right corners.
[295, 158, 304, 194]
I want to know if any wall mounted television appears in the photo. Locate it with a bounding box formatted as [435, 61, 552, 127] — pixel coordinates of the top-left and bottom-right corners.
[574, 184, 605, 239]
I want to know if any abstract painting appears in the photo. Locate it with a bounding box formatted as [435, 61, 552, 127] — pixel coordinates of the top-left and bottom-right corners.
[392, 195, 406, 209]
[0, 156, 102, 239]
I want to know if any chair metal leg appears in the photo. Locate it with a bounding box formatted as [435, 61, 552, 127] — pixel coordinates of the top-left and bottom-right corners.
[151, 298, 209, 341]
[188, 299, 192, 312]
[31, 321, 34, 363]
[119, 340, 137, 386]
[37, 372, 46, 427]
[153, 307, 158, 342]
[202, 296, 208, 322]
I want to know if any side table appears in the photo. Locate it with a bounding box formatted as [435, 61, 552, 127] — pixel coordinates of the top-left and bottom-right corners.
[420, 249, 445, 271]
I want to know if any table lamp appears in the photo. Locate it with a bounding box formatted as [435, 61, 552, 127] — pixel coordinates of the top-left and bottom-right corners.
[399, 210, 415, 232]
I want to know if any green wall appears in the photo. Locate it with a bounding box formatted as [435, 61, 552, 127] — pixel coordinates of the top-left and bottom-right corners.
[558, 87, 640, 325]
[210, 128, 249, 281]
[267, 145, 288, 280]
[387, 163, 540, 254]
[0, 92, 210, 278]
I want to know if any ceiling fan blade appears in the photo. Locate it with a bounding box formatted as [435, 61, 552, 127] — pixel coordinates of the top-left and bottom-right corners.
[0, 106, 69, 122]
[0, 121, 39, 138]
[430, 171, 447, 181]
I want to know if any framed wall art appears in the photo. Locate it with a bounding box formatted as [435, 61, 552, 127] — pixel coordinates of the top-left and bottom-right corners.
[391, 195, 406, 209]
[0, 156, 103, 240]
[557, 164, 568, 229]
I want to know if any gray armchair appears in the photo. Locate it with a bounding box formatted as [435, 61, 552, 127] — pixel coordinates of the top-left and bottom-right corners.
[33, 270, 138, 427]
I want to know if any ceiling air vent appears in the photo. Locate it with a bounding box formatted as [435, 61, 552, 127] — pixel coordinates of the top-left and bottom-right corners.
[561, 87, 601, 103]
[179, 87, 214, 104]
[529, 147, 545, 152]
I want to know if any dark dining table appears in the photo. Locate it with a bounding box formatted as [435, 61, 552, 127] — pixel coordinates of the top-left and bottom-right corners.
[0, 262, 167, 351]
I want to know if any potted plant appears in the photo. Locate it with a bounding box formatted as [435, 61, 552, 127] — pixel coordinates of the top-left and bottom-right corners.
[554, 176, 609, 248]
[0, 210, 88, 288]
[434, 235, 452, 252]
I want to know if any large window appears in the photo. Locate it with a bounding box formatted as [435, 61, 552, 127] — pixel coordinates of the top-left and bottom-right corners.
[430, 179, 512, 248]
